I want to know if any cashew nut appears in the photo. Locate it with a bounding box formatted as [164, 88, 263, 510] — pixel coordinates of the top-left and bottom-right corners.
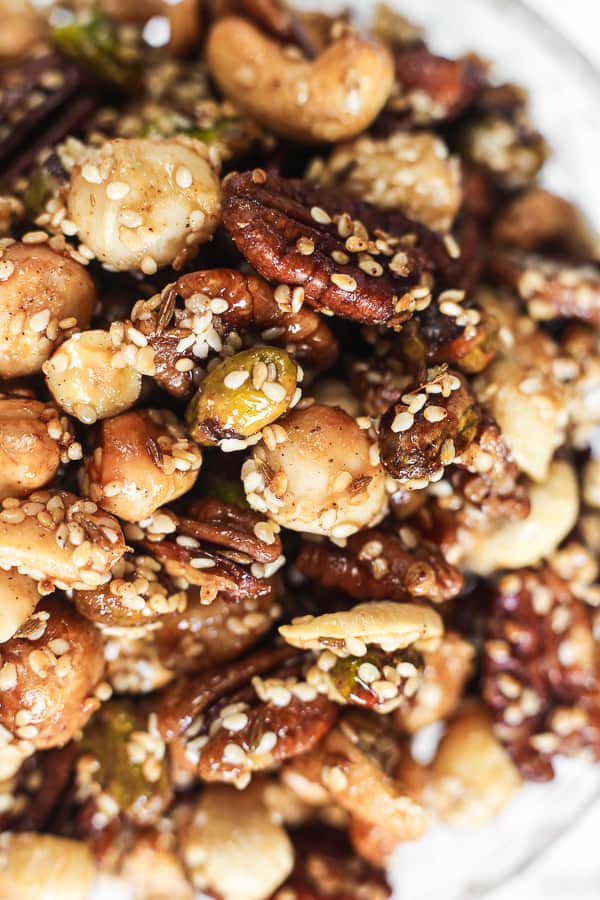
[0, 569, 39, 643]
[0, 833, 95, 900]
[206, 17, 394, 142]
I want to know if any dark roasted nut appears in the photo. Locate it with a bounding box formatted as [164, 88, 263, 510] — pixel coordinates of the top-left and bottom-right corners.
[296, 525, 463, 605]
[207, 17, 394, 143]
[158, 646, 335, 789]
[394, 632, 475, 733]
[378, 366, 480, 486]
[488, 247, 600, 324]
[492, 187, 600, 259]
[243, 403, 386, 539]
[316, 132, 462, 232]
[76, 700, 171, 826]
[186, 346, 299, 446]
[483, 567, 600, 781]
[0, 597, 104, 766]
[0, 744, 76, 833]
[80, 408, 202, 523]
[179, 780, 293, 899]
[0, 242, 95, 379]
[0, 395, 80, 500]
[74, 552, 186, 628]
[273, 824, 391, 899]
[222, 170, 454, 328]
[0, 490, 126, 592]
[424, 699, 522, 825]
[385, 46, 485, 126]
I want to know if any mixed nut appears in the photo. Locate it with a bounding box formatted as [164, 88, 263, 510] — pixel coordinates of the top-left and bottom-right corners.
[0, 1, 599, 898]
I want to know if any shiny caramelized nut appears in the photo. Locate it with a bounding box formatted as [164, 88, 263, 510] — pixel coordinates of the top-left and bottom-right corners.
[464, 460, 579, 575]
[74, 551, 186, 628]
[76, 700, 171, 826]
[81, 408, 202, 522]
[461, 113, 546, 190]
[280, 601, 443, 656]
[0, 489, 126, 591]
[395, 632, 475, 733]
[186, 347, 299, 446]
[0, 242, 95, 378]
[425, 700, 522, 825]
[66, 137, 221, 271]
[0, 833, 95, 900]
[207, 17, 394, 143]
[0, 396, 78, 499]
[179, 782, 293, 900]
[244, 404, 386, 537]
[0, 597, 104, 752]
[379, 367, 480, 484]
[44, 329, 142, 423]
[0, 569, 39, 643]
[319, 132, 462, 232]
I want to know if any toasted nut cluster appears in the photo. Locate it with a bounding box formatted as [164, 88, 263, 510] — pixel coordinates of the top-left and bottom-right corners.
[0, 242, 95, 378]
[0, 394, 80, 499]
[483, 566, 600, 781]
[66, 137, 221, 272]
[0, 489, 126, 594]
[44, 329, 143, 423]
[1, 0, 600, 891]
[316, 132, 462, 232]
[81, 408, 202, 522]
[187, 346, 300, 446]
[243, 403, 386, 538]
[179, 781, 293, 900]
[207, 17, 394, 143]
[0, 597, 104, 768]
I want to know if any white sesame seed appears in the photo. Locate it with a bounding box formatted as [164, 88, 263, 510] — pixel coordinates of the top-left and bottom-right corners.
[0, 260, 14, 281]
[176, 166, 193, 189]
[262, 381, 287, 403]
[106, 181, 130, 200]
[358, 662, 379, 684]
[330, 273, 357, 292]
[423, 405, 447, 423]
[310, 206, 331, 225]
[81, 163, 103, 184]
[141, 255, 158, 275]
[391, 411, 414, 433]
[224, 370, 250, 390]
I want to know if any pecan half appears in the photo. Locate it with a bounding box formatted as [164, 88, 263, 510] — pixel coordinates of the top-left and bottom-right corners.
[222, 170, 462, 327]
[296, 525, 463, 605]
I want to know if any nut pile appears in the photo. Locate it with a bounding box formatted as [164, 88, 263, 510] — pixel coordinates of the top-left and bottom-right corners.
[0, 2, 599, 898]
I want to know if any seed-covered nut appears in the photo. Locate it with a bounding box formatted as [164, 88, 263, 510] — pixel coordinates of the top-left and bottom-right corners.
[207, 17, 394, 143]
[425, 700, 522, 825]
[186, 347, 299, 445]
[244, 404, 386, 537]
[179, 781, 293, 900]
[318, 132, 462, 232]
[280, 601, 443, 656]
[76, 700, 171, 826]
[0, 242, 95, 378]
[464, 460, 579, 575]
[44, 329, 142, 423]
[0, 833, 95, 900]
[66, 137, 221, 271]
[81, 408, 202, 522]
[0, 597, 104, 751]
[0, 569, 39, 643]
[0, 489, 126, 591]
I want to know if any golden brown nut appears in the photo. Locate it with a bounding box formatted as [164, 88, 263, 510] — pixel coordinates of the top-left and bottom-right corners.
[179, 781, 293, 900]
[206, 17, 394, 142]
[66, 137, 221, 272]
[0, 569, 39, 643]
[0, 490, 126, 592]
[0, 833, 95, 900]
[81, 408, 202, 522]
[0, 243, 95, 378]
[44, 329, 143, 423]
[317, 132, 462, 232]
[242, 403, 386, 538]
[425, 700, 522, 825]
[0, 597, 104, 754]
[0, 396, 79, 499]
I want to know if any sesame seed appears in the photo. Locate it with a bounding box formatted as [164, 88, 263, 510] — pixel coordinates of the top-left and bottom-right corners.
[325, 766, 348, 792]
[310, 206, 331, 225]
[358, 662, 379, 683]
[330, 273, 357, 292]
[223, 742, 247, 765]
[174, 358, 194, 372]
[224, 369, 250, 389]
[141, 255, 158, 275]
[332, 250, 350, 265]
[296, 236, 315, 255]
[81, 163, 103, 184]
[106, 181, 130, 200]
[439, 300, 463, 317]
[222, 712, 248, 732]
[262, 381, 287, 403]
[0, 260, 14, 281]
[423, 405, 447, 423]
[176, 166, 193, 189]
[391, 411, 414, 433]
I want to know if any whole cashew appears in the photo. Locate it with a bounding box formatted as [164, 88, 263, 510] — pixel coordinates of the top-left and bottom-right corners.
[206, 16, 394, 143]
